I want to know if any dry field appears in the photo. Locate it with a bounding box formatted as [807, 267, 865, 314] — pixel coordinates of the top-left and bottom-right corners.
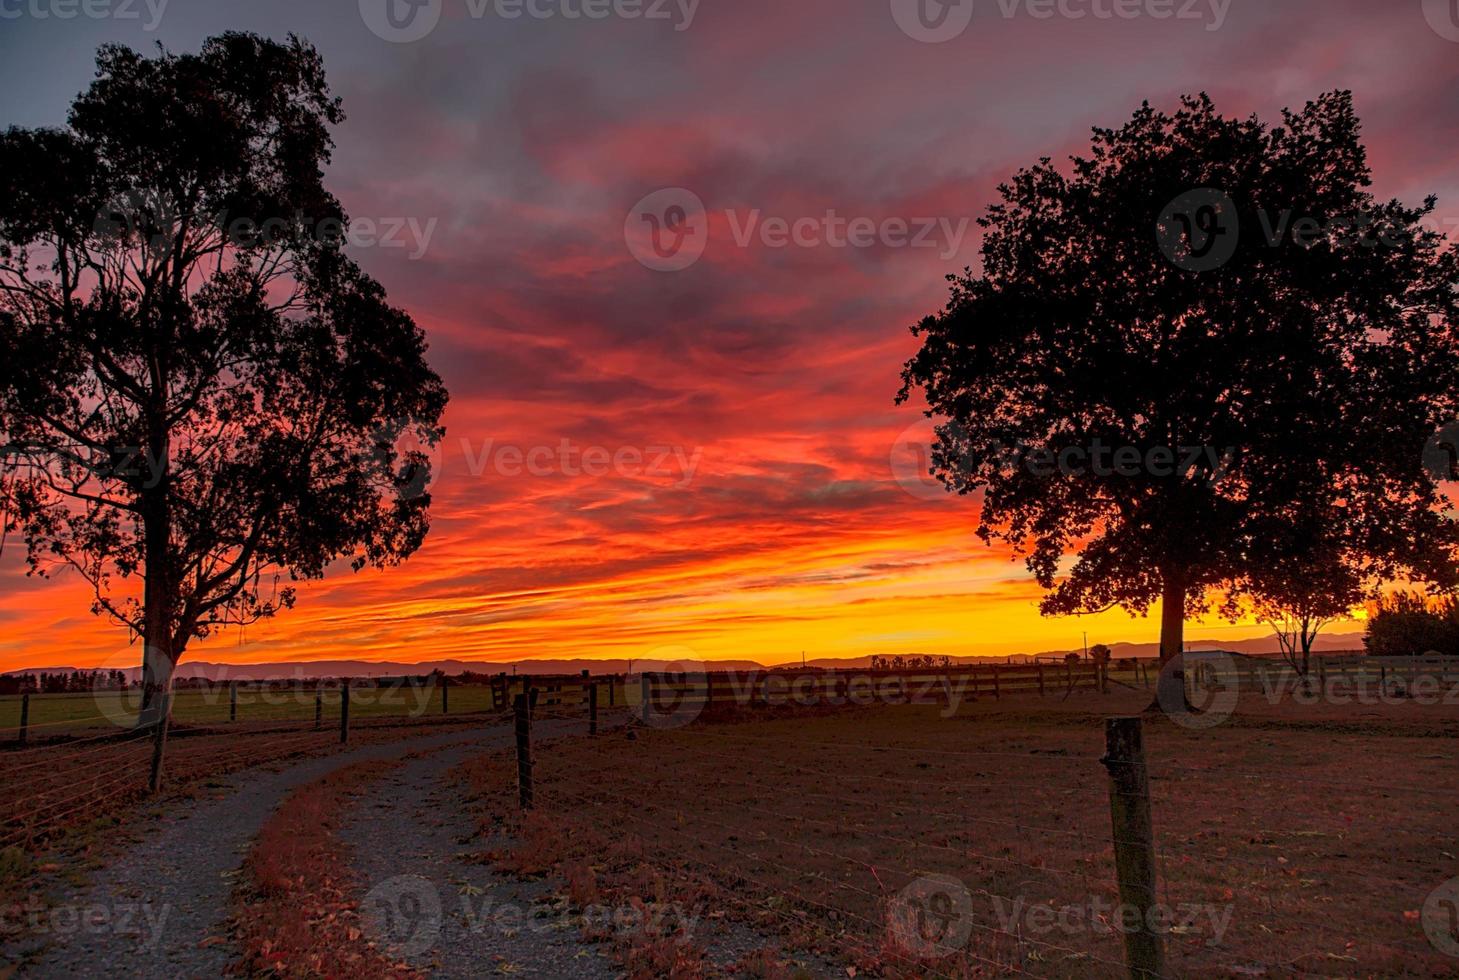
[458, 690, 1459, 978]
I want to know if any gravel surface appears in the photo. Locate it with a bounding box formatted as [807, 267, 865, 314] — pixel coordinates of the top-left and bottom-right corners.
[343, 736, 623, 978]
[9, 725, 513, 979]
[344, 723, 843, 979]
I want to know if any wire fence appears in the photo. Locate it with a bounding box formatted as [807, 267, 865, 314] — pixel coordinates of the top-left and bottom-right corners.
[462, 675, 1459, 979]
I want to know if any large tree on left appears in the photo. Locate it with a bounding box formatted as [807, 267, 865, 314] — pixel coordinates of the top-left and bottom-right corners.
[0, 34, 448, 722]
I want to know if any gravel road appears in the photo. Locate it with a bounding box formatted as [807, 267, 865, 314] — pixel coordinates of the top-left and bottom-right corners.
[343, 724, 842, 979]
[9, 716, 838, 979]
[342, 737, 623, 978]
[8, 725, 515, 979]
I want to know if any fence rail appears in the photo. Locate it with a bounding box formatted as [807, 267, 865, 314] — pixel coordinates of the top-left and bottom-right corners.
[1184, 653, 1459, 694]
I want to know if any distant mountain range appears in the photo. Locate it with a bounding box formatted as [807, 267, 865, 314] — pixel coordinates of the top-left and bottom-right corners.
[3, 631, 1367, 680]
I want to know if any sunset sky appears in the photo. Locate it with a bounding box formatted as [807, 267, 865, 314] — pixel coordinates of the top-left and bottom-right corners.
[2, 0, 1457, 672]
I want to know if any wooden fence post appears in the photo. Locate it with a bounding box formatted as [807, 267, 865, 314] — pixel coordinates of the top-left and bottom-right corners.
[514, 693, 533, 809]
[640, 673, 652, 724]
[608, 677, 616, 707]
[441, 675, 449, 715]
[148, 693, 172, 794]
[992, 665, 1001, 700]
[315, 688, 323, 730]
[17, 693, 29, 747]
[340, 680, 351, 744]
[589, 682, 599, 736]
[229, 682, 238, 723]
[1101, 717, 1165, 980]
[1037, 664, 1045, 697]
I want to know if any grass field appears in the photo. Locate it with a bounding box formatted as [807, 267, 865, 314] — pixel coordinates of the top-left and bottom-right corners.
[0, 684, 501, 737]
[458, 690, 1459, 978]
[0, 678, 640, 738]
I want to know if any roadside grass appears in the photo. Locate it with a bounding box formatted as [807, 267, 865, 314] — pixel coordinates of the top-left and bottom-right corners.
[456, 694, 1459, 977]
[0, 684, 503, 737]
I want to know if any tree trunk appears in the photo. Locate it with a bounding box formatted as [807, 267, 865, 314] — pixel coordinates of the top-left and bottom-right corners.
[1150, 568, 1190, 714]
[135, 414, 175, 729]
[137, 643, 176, 727]
[1158, 572, 1185, 664]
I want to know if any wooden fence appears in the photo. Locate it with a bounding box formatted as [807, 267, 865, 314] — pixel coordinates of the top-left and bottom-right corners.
[480, 661, 1115, 719]
[1183, 653, 1459, 694]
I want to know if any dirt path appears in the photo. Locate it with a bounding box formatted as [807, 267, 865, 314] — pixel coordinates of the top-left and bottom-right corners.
[342, 737, 622, 978]
[10, 726, 515, 979]
[345, 723, 843, 979]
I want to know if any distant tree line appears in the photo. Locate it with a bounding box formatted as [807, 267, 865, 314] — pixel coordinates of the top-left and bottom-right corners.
[870, 655, 954, 670]
[0, 669, 130, 695]
[1364, 594, 1459, 657]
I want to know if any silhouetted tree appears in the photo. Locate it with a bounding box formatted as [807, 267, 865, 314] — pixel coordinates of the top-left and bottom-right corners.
[1364, 593, 1459, 657]
[899, 92, 1459, 711]
[1229, 496, 1365, 676]
[0, 34, 448, 723]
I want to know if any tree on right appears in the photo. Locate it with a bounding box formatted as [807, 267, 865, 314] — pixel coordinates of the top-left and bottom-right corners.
[897, 91, 1459, 711]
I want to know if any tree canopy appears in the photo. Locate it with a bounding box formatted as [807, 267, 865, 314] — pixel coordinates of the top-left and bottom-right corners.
[0, 34, 448, 715]
[898, 92, 1459, 683]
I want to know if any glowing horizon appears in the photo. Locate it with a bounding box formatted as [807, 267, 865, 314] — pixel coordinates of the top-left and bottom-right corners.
[1, 0, 1448, 674]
